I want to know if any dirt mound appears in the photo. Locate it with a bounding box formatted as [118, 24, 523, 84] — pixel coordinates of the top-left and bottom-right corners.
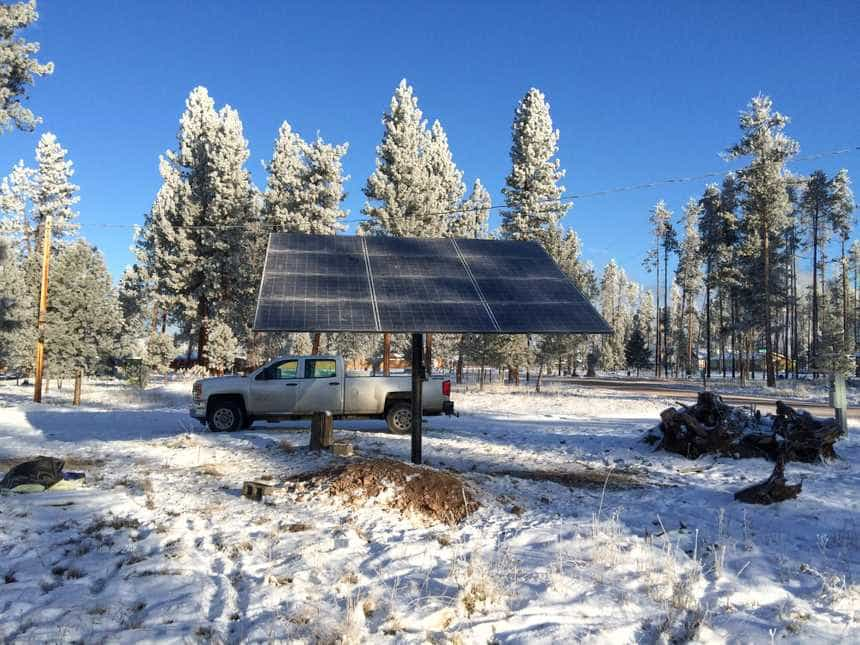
[288, 459, 479, 525]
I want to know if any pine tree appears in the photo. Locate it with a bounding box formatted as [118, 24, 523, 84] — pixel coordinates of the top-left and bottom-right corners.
[425, 119, 465, 229]
[0, 1, 53, 133]
[45, 241, 122, 378]
[0, 160, 36, 254]
[450, 178, 491, 238]
[500, 88, 569, 247]
[644, 200, 675, 377]
[675, 198, 702, 375]
[263, 122, 349, 234]
[33, 132, 80, 245]
[800, 170, 832, 372]
[143, 331, 176, 373]
[829, 169, 854, 350]
[206, 320, 239, 373]
[0, 239, 28, 369]
[143, 87, 258, 367]
[728, 95, 798, 386]
[362, 79, 451, 237]
[625, 313, 650, 376]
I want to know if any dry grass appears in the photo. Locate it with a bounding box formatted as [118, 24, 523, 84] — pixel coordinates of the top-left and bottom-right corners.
[489, 465, 648, 490]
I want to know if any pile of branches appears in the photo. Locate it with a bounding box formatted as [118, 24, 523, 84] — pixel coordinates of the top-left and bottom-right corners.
[648, 392, 843, 463]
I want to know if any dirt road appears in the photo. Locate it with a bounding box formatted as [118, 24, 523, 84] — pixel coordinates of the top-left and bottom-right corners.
[549, 376, 859, 419]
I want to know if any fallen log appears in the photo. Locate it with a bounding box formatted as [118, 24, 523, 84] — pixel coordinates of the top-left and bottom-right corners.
[734, 456, 802, 505]
[648, 392, 843, 462]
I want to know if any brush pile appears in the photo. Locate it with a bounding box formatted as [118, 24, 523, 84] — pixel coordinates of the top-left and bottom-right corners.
[648, 392, 842, 463]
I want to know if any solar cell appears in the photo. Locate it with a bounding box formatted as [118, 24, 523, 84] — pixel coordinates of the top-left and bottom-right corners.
[253, 233, 611, 334]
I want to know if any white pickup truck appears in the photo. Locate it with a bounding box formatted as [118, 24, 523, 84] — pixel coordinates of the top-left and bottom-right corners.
[190, 354, 454, 433]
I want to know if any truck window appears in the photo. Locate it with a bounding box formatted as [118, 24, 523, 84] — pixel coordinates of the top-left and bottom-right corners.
[257, 359, 298, 380]
[304, 359, 337, 379]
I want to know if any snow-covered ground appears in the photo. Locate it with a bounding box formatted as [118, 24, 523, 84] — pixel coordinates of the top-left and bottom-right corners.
[0, 378, 857, 643]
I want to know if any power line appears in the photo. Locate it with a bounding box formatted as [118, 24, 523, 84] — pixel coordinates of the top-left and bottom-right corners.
[1, 144, 857, 234]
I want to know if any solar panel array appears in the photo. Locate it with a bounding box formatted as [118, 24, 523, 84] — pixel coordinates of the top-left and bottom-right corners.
[254, 234, 612, 334]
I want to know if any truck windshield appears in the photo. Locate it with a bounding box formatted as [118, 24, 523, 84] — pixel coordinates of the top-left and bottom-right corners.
[304, 359, 337, 378]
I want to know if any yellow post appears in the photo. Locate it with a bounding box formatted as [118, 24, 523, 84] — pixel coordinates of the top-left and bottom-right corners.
[33, 215, 52, 403]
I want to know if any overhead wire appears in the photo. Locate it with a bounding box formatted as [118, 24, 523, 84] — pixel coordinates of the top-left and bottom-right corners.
[0, 144, 858, 236]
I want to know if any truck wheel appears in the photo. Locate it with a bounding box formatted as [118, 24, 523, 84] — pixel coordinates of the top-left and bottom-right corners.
[386, 402, 412, 434]
[207, 400, 243, 432]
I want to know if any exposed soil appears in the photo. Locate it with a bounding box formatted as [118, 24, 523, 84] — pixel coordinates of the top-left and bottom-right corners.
[489, 466, 648, 490]
[288, 458, 479, 525]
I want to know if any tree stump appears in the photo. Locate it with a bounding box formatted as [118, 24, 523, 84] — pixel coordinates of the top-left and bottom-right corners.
[734, 456, 801, 505]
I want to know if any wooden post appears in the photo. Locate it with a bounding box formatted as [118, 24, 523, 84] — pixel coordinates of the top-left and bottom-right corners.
[72, 368, 82, 406]
[312, 333, 321, 354]
[33, 214, 52, 403]
[383, 332, 391, 376]
[410, 333, 423, 465]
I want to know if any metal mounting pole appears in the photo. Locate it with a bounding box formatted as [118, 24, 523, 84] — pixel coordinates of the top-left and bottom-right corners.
[411, 332, 424, 464]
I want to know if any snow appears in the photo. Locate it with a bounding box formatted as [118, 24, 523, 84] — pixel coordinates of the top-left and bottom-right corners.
[1, 378, 857, 642]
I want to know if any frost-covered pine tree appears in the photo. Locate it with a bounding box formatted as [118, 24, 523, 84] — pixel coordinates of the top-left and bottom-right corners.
[450, 178, 491, 238]
[362, 79, 451, 237]
[144, 87, 258, 366]
[33, 132, 79, 244]
[644, 200, 674, 376]
[263, 123, 348, 234]
[45, 241, 122, 378]
[0, 239, 28, 369]
[143, 331, 176, 373]
[0, 1, 53, 133]
[0, 160, 36, 254]
[425, 119, 465, 231]
[729, 95, 798, 386]
[501, 88, 569, 247]
[206, 320, 239, 374]
[675, 198, 702, 374]
[829, 169, 854, 347]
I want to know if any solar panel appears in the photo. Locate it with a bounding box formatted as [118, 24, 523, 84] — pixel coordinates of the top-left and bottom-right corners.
[253, 233, 611, 334]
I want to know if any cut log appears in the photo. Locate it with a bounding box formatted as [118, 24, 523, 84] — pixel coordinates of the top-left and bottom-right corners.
[734, 456, 801, 505]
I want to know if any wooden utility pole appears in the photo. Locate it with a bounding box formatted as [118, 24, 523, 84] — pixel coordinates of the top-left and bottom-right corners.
[33, 215, 52, 403]
[383, 332, 391, 376]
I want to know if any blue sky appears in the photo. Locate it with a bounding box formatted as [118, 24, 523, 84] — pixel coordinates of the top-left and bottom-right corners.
[2, 0, 858, 288]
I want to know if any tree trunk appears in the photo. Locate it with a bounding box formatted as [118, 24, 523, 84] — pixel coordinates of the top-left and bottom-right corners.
[655, 243, 661, 378]
[705, 261, 712, 381]
[197, 297, 209, 368]
[312, 333, 321, 354]
[842, 239, 849, 347]
[536, 363, 543, 393]
[663, 249, 670, 379]
[425, 334, 433, 377]
[456, 347, 463, 384]
[811, 209, 819, 377]
[383, 333, 391, 376]
[72, 369, 82, 406]
[763, 221, 776, 387]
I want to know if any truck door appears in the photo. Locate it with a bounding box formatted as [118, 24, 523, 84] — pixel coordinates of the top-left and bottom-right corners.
[248, 358, 300, 415]
[295, 358, 343, 414]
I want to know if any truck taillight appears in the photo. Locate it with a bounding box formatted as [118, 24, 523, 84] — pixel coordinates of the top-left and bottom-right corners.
[193, 382, 202, 401]
[442, 379, 451, 396]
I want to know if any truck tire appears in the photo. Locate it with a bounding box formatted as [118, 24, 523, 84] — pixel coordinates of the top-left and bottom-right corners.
[207, 399, 244, 432]
[386, 401, 413, 434]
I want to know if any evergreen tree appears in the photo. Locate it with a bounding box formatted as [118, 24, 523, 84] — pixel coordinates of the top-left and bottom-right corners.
[263, 122, 349, 234]
[800, 170, 833, 371]
[425, 119, 465, 228]
[0, 0, 53, 133]
[0, 160, 35, 254]
[45, 241, 122, 378]
[143, 87, 258, 366]
[675, 198, 702, 374]
[829, 169, 854, 349]
[625, 313, 650, 376]
[450, 178, 491, 238]
[33, 132, 80, 244]
[728, 95, 798, 386]
[0, 239, 28, 368]
[143, 331, 176, 373]
[500, 88, 569, 247]
[817, 281, 854, 376]
[206, 319, 239, 373]
[362, 79, 451, 237]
